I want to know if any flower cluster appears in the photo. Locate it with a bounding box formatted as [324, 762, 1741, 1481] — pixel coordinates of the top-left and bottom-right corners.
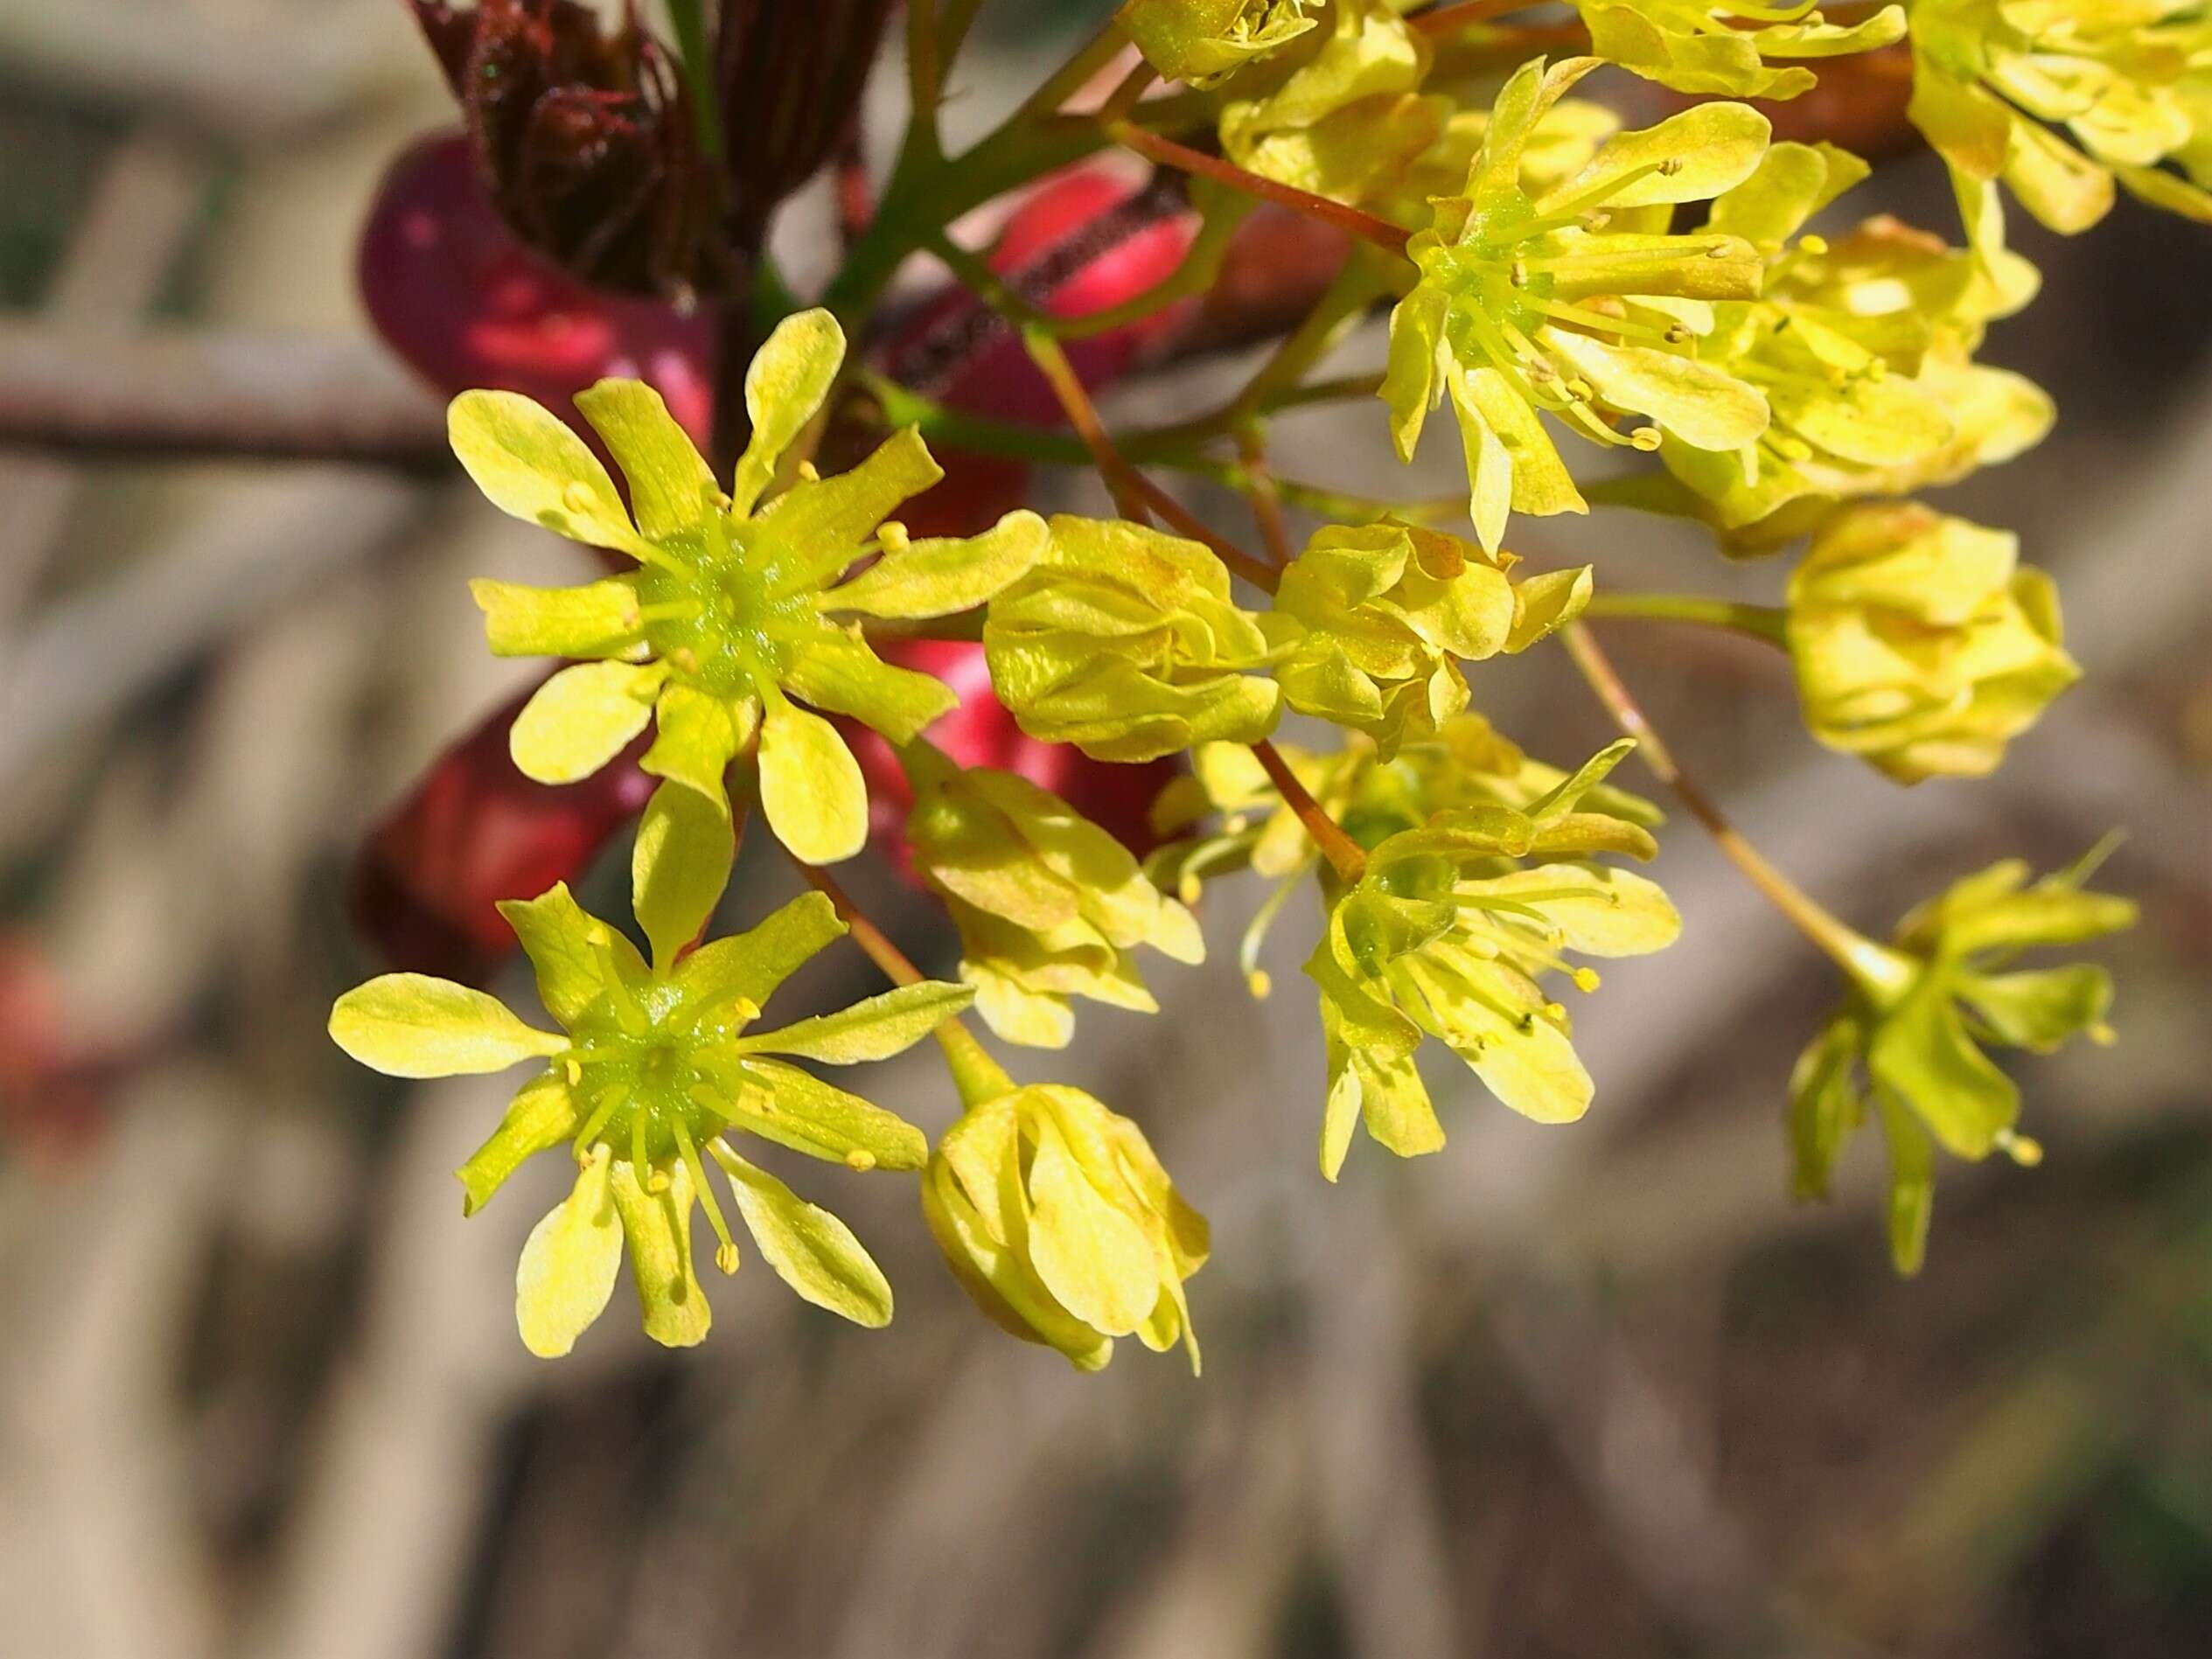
[326, 0, 2167, 1370]
[1383, 57, 1775, 551]
[1908, 0, 2212, 234]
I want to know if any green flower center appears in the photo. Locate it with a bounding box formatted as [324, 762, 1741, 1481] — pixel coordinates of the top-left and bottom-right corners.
[1427, 194, 1559, 347]
[634, 518, 824, 701]
[563, 979, 737, 1173]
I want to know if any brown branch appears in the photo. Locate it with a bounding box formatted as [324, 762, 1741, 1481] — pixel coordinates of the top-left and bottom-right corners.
[0, 323, 449, 470]
[1253, 739, 1367, 885]
[1104, 122, 1411, 256]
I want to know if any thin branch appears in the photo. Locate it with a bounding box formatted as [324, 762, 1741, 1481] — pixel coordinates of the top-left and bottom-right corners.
[0, 324, 448, 470]
[1580, 593, 1789, 645]
[1560, 623, 1909, 995]
[1253, 739, 1367, 885]
[792, 856, 1015, 1107]
[1104, 122, 1412, 255]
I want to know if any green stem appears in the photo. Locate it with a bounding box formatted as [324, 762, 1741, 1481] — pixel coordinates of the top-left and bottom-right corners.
[666, 0, 725, 164]
[1581, 593, 1790, 645]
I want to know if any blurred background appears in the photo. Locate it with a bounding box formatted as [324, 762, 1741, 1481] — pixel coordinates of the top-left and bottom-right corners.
[1, 3, 2209, 1656]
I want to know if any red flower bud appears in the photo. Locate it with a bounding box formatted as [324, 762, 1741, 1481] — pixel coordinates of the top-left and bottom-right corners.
[406, 0, 715, 297]
[349, 682, 656, 983]
[876, 166, 1201, 535]
[360, 133, 713, 436]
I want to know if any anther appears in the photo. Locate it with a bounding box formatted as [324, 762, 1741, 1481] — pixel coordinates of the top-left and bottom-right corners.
[715, 1243, 741, 1274]
[1657, 157, 1685, 176]
[878, 520, 911, 555]
[1571, 966, 1601, 993]
[561, 482, 600, 515]
[1629, 427, 1662, 452]
[1798, 233, 1829, 256]
[797, 460, 822, 483]
[1246, 969, 1273, 1000]
[844, 1149, 878, 1172]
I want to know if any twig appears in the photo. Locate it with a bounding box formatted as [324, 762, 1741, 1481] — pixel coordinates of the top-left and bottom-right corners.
[0, 323, 448, 470]
[1560, 623, 1908, 997]
[1253, 739, 1367, 884]
[1104, 122, 1411, 255]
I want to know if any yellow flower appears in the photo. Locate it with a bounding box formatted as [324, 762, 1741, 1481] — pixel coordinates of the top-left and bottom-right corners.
[1786, 502, 2078, 781]
[924, 1082, 1208, 1371]
[330, 861, 967, 1356]
[983, 515, 1290, 761]
[451, 306, 1043, 865]
[1118, 0, 1320, 87]
[900, 741, 1204, 1048]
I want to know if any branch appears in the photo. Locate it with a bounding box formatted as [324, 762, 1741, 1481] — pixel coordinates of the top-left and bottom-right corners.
[0, 323, 449, 470]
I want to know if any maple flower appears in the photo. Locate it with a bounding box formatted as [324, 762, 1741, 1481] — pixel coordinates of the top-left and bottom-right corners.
[1303, 742, 1680, 1177]
[1575, 0, 1908, 101]
[1382, 55, 1775, 552]
[924, 1080, 1208, 1371]
[1656, 142, 2055, 531]
[450, 308, 1045, 866]
[900, 741, 1204, 1049]
[1118, 0, 1321, 87]
[1790, 842, 2136, 1272]
[1908, 0, 2212, 234]
[330, 844, 970, 1354]
[1272, 519, 1593, 756]
[1784, 502, 2079, 781]
[1146, 715, 1665, 991]
[983, 515, 1291, 762]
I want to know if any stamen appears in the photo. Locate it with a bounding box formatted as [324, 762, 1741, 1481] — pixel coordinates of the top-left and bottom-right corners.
[673, 1117, 739, 1273]
[573, 1085, 625, 1161]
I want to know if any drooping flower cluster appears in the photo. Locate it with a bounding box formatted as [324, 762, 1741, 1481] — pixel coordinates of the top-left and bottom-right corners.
[324, 0, 2169, 1375]
[1790, 844, 2136, 1272]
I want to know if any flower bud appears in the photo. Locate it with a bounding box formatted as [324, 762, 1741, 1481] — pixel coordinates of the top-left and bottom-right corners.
[1786, 503, 2077, 782]
[1117, 0, 1320, 88]
[922, 1084, 1207, 1371]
